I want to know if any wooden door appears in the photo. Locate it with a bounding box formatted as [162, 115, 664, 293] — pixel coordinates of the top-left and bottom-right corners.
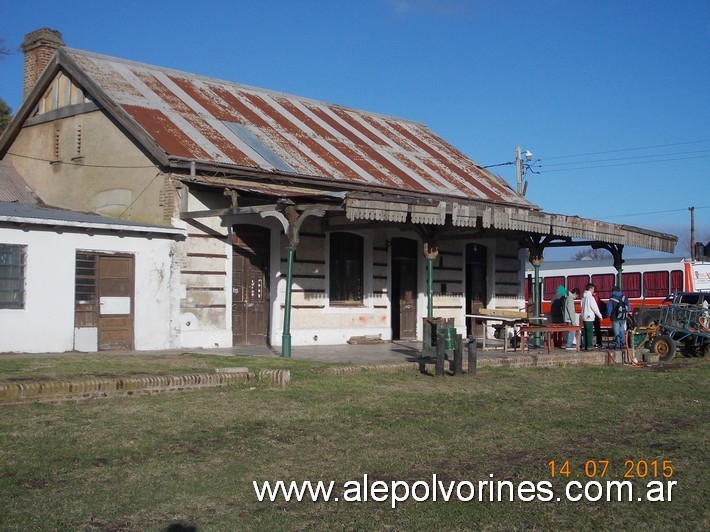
[232, 227, 270, 346]
[392, 238, 418, 340]
[97, 254, 134, 350]
[75, 252, 135, 351]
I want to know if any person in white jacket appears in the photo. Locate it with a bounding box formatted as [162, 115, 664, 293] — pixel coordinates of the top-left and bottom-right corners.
[562, 287, 580, 349]
[581, 284, 603, 351]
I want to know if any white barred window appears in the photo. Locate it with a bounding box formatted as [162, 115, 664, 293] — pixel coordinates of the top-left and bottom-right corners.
[0, 244, 26, 309]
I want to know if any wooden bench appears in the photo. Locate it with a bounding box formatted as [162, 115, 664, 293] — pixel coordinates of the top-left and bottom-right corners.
[518, 325, 581, 354]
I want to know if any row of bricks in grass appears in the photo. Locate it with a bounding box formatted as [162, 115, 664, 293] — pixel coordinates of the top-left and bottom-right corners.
[0, 369, 291, 405]
[321, 351, 610, 375]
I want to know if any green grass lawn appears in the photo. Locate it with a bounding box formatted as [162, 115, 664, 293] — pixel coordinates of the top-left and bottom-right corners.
[0, 355, 707, 531]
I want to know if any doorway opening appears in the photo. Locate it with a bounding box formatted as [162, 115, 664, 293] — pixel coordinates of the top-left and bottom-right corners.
[465, 244, 487, 339]
[75, 252, 135, 350]
[232, 225, 270, 346]
[391, 237, 418, 340]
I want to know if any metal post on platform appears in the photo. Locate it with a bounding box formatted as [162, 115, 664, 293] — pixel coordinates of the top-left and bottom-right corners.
[427, 257, 434, 318]
[423, 241, 438, 319]
[282, 246, 295, 359]
[530, 255, 544, 348]
[262, 203, 327, 359]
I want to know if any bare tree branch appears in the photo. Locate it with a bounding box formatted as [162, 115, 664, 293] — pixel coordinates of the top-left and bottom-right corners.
[571, 248, 612, 261]
[0, 38, 9, 58]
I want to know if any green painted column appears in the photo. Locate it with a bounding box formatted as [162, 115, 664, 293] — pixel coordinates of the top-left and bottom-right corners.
[617, 267, 624, 290]
[427, 256, 434, 318]
[532, 258, 543, 348]
[282, 246, 295, 358]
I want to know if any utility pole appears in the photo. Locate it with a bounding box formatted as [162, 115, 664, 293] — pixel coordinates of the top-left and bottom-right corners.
[689, 206, 695, 260]
[515, 146, 533, 196]
[515, 146, 523, 195]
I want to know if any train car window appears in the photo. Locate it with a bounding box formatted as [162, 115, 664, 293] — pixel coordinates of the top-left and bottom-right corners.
[670, 270, 683, 293]
[591, 273, 615, 299]
[643, 270, 669, 297]
[567, 274, 589, 295]
[543, 276, 565, 300]
[624, 272, 642, 298]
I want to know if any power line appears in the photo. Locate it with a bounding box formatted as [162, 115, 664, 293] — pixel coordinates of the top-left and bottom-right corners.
[593, 205, 710, 220]
[6, 151, 157, 169]
[541, 153, 710, 173]
[543, 139, 710, 161]
[541, 148, 710, 168]
[480, 139, 710, 173]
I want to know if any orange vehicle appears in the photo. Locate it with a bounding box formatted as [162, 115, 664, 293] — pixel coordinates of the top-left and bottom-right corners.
[525, 257, 710, 329]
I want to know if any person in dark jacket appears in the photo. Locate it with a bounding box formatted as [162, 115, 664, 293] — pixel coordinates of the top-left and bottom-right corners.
[607, 286, 630, 350]
[592, 290, 605, 348]
[550, 285, 566, 347]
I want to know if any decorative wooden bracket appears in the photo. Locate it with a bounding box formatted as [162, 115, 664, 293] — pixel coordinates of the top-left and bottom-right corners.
[260, 202, 326, 247]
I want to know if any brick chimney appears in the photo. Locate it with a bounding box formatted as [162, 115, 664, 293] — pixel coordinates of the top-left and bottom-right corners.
[21, 28, 64, 101]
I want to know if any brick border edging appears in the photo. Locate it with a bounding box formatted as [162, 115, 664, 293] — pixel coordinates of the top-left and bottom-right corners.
[321, 351, 611, 375]
[0, 351, 613, 403]
[0, 369, 291, 406]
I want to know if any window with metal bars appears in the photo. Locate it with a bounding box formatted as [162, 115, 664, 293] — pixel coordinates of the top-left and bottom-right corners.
[0, 244, 26, 309]
[75, 252, 97, 303]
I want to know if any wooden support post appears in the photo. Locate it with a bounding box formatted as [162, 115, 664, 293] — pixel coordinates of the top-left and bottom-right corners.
[467, 336, 477, 376]
[453, 334, 463, 376]
[436, 333, 446, 376]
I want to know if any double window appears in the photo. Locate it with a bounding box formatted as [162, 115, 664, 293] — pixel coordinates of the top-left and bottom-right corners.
[0, 244, 26, 309]
[329, 232, 364, 305]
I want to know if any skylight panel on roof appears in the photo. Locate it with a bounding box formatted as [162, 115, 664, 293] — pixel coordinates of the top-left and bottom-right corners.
[222, 121, 295, 173]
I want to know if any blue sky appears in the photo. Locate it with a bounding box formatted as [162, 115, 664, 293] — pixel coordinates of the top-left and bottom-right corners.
[1, 0, 709, 259]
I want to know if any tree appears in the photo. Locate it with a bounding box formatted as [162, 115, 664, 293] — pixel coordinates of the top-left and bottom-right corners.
[0, 38, 12, 134]
[571, 248, 612, 261]
[0, 98, 11, 135]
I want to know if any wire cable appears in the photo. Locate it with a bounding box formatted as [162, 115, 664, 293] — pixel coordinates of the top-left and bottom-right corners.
[6, 151, 158, 169]
[541, 148, 710, 168]
[541, 153, 710, 173]
[543, 139, 710, 160]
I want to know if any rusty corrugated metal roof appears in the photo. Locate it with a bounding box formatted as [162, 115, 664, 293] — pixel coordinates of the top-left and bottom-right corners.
[60, 48, 533, 208]
[0, 161, 43, 205]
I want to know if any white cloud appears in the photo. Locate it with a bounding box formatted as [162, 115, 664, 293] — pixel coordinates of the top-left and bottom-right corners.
[383, 0, 475, 18]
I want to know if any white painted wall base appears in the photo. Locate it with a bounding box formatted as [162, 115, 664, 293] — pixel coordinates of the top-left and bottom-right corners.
[180, 329, 232, 349]
[272, 326, 392, 346]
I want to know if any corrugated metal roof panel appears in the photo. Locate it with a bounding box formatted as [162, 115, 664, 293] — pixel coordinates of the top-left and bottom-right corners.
[0, 201, 185, 236]
[63, 48, 533, 207]
[0, 161, 42, 205]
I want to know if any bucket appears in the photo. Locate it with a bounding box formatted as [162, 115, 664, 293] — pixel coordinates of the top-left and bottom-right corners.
[441, 327, 457, 350]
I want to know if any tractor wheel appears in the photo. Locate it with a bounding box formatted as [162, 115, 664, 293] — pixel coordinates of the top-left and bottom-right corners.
[682, 340, 699, 358]
[651, 335, 676, 362]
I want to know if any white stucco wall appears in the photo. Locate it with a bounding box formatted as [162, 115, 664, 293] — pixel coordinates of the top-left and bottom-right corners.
[0, 226, 178, 353]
